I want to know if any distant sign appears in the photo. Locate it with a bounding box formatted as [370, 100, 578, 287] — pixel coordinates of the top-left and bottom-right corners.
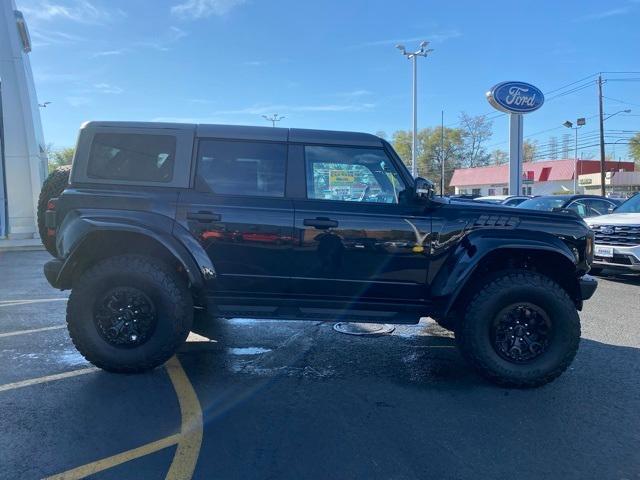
[486, 81, 544, 114]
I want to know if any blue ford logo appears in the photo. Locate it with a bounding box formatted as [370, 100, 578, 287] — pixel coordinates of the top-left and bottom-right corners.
[600, 226, 615, 235]
[486, 81, 544, 114]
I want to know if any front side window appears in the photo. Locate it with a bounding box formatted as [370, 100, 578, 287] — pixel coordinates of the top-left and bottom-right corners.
[616, 194, 640, 213]
[197, 140, 286, 197]
[305, 146, 406, 204]
[87, 133, 176, 183]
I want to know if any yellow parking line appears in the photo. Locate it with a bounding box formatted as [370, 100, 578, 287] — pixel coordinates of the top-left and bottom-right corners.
[0, 325, 66, 338]
[43, 434, 182, 480]
[41, 356, 203, 480]
[165, 355, 204, 480]
[0, 367, 99, 393]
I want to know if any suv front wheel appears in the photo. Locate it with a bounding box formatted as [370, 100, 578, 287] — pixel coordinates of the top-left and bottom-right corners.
[456, 271, 580, 388]
[67, 255, 193, 373]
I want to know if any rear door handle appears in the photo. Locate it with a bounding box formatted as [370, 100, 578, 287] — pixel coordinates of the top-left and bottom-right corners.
[303, 217, 338, 229]
[187, 211, 221, 223]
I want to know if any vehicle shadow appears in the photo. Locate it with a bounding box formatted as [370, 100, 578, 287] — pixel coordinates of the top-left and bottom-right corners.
[177, 319, 640, 479]
[594, 270, 640, 286]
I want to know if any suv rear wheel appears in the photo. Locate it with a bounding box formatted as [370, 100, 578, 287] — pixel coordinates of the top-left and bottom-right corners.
[67, 255, 193, 373]
[37, 165, 71, 256]
[456, 271, 580, 388]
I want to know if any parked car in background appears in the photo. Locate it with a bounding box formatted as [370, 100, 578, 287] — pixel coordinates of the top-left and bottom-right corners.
[474, 195, 531, 207]
[586, 193, 640, 274]
[516, 194, 621, 219]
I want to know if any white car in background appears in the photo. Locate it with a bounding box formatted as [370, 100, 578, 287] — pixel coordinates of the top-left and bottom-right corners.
[586, 193, 640, 274]
[474, 195, 531, 207]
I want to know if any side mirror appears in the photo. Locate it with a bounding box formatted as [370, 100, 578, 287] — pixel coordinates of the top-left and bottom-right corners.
[414, 177, 435, 200]
[607, 205, 615, 214]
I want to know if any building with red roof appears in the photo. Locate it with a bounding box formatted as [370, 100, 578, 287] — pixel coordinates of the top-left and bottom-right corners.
[449, 159, 635, 196]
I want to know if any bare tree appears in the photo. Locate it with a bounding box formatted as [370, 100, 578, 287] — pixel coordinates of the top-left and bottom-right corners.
[458, 112, 493, 167]
[548, 136, 558, 159]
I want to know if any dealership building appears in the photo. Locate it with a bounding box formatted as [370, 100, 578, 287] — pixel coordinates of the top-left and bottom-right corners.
[449, 159, 635, 196]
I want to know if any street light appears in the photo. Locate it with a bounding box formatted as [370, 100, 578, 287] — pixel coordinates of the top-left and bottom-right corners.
[397, 41, 433, 177]
[563, 117, 586, 193]
[262, 114, 285, 127]
[603, 109, 631, 121]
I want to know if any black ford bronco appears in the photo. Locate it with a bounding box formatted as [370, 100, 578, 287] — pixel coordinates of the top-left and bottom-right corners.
[43, 121, 597, 387]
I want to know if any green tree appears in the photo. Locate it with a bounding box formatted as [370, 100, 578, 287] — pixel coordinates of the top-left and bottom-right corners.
[392, 128, 463, 194]
[491, 149, 509, 165]
[46, 144, 75, 173]
[458, 112, 493, 167]
[630, 132, 640, 166]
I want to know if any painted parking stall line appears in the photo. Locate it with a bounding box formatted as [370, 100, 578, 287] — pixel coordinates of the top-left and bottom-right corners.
[0, 297, 68, 308]
[0, 324, 66, 338]
[43, 356, 203, 480]
[0, 367, 99, 393]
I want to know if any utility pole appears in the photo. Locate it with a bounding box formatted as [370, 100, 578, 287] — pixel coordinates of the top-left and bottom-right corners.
[598, 75, 606, 196]
[262, 114, 284, 127]
[440, 110, 445, 196]
[396, 41, 433, 177]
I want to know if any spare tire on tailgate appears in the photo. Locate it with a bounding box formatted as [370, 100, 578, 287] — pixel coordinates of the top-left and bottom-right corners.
[37, 165, 71, 256]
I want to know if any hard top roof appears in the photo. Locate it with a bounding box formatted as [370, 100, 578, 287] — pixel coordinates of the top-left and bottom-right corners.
[82, 121, 383, 147]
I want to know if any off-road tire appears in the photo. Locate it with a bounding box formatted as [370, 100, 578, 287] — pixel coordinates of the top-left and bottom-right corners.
[456, 271, 580, 388]
[37, 166, 71, 256]
[67, 255, 193, 373]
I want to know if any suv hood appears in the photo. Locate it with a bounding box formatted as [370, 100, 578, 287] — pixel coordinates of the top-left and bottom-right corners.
[586, 212, 640, 226]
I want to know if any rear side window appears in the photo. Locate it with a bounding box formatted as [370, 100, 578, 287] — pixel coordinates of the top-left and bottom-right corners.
[87, 133, 176, 183]
[196, 140, 286, 197]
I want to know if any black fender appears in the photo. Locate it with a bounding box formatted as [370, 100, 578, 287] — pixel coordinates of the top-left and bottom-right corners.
[52, 209, 215, 290]
[431, 228, 578, 317]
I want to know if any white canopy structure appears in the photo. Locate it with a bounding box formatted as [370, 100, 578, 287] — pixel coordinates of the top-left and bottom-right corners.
[0, 0, 47, 240]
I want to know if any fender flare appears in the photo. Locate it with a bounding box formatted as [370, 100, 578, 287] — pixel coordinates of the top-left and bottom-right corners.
[54, 210, 215, 290]
[432, 229, 578, 317]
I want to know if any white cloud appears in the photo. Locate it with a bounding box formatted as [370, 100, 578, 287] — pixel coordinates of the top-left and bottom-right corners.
[243, 60, 267, 67]
[171, 0, 247, 19]
[34, 71, 80, 83]
[213, 102, 376, 115]
[19, 0, 124, 24]
[136, 26, 188, 51]
[353, 29, 461, 49]
[29, 29, 84, 47]
[575, 7, 630, 21]
[335, 89, 373, 98]
[91, 49, 127, 57]
[66, 96, 91, 107]
[93, 83, 123, 94]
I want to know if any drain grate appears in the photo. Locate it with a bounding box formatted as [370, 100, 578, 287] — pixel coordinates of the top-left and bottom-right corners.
[333, 322, 395, 336]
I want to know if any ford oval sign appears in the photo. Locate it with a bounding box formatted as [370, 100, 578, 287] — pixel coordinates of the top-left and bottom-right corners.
[486, 81, 544, 114]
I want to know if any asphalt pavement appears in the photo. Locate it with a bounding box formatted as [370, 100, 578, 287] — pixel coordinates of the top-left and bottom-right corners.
[0, 250, 638, 480]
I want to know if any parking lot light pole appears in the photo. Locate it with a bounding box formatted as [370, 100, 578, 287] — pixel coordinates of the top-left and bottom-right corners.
[262, 114, 285, 127]
[563, 118, 586, 193]
[396, 41, 433, 177]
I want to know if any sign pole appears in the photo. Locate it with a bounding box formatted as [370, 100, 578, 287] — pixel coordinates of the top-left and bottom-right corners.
[509, 113, 523, 195]
[486, 81, 544, 196]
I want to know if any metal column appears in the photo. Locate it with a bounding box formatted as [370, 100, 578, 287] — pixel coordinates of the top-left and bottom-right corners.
[509, 113, 523, 195]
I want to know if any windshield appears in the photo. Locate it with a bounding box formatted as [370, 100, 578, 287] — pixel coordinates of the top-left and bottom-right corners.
[517, 197, 567, 211]
[615, 194, 640, 213]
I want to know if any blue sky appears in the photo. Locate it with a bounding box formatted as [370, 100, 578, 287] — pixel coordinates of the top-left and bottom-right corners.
[16, 0, 640, 159]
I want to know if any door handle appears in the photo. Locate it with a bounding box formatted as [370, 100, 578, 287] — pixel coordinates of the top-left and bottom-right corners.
[187, 211, 221, 223]
[303, 217, 338, 229]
